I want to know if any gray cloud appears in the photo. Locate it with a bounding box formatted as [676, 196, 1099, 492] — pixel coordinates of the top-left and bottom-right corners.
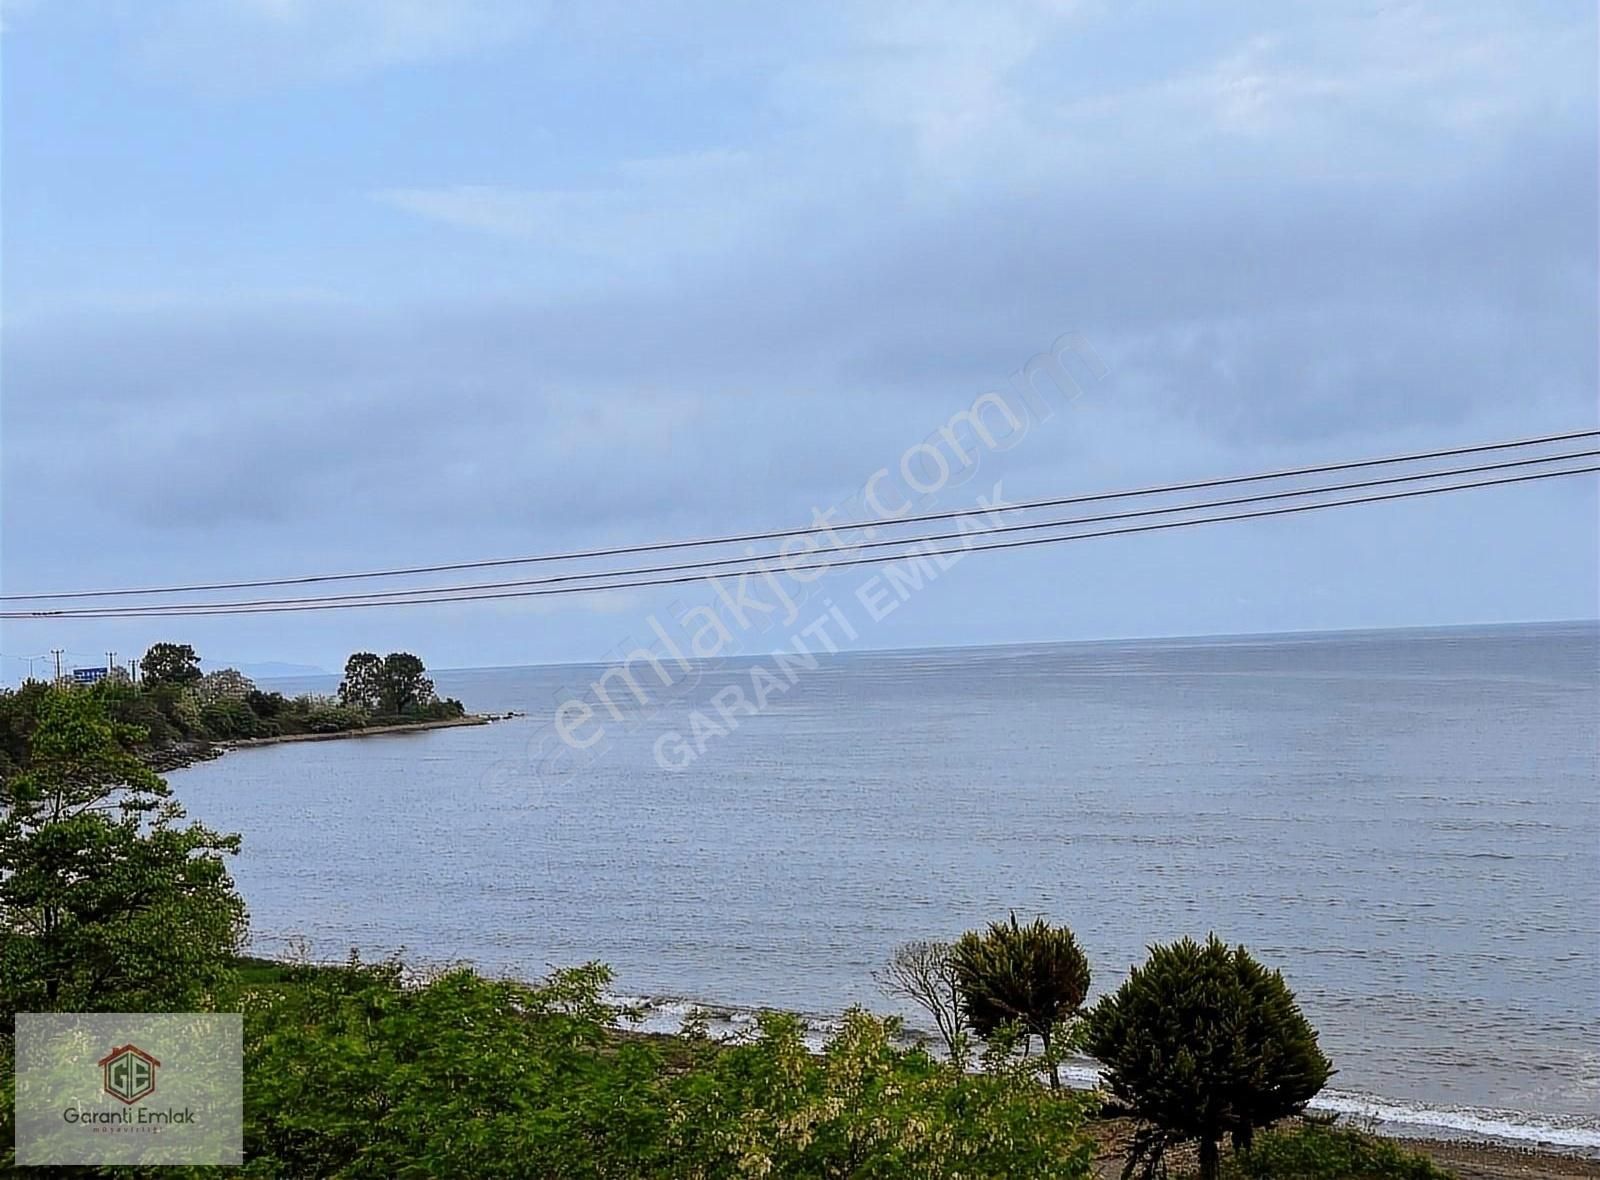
[2, 0, 1595, 670]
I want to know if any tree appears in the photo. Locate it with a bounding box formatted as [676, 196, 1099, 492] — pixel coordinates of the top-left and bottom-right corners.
[140, 641, 202, 686]
[337, 652, 383, 712]
[1085, 935, 1334, 1180]
[338, 652, 435, 715]
[952, 914, 1090, 1088]
[0, 687, 246, 1020]
[874, 939, 968, 1063]
[240, 960, 1095, 1179]
[194, 667, 257, 704]
[376, 652, 434, 715]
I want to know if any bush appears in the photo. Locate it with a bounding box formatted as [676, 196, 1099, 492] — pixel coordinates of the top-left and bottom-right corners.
[238, 958, 1096, 1179]
[300, 704, 366, 734]
[953, 913, 1090, 1087]
[1221, 1123, 1456, 1180]
[245, 689, 288, 718]
[93, 680, 176, 744]
[1087, 936, 1333, 1180]
[201, 698, 262, 739]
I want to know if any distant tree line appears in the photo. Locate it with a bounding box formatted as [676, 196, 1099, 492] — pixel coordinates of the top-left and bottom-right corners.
[0, 644, 464, 772]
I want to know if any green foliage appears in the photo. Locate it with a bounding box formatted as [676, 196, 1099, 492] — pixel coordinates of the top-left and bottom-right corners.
[139, 641, 202, 686]
[337, 651, 385, 711]
[202, 697, 263, 739]
[1219, 1122, 1456, 1180]
[377, 652, 433, 714]
[339, 651, 440, 715]
[666, 1007, 1093, 1178]
[299, 702, 368, 734]
[5, 648, 459, 764]
[953, 913, 1090, 1087]
[245, 689, 288, 718]
[1086, 936, 1334, 1180]
[236, 958, 1095, 1179]
[94, 678, 177, 743]
[0, 680, 52, 775]
[0, 687, 247, 1022]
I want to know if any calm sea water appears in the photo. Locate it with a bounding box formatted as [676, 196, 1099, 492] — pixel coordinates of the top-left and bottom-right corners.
[173, 622, 1600, 1147]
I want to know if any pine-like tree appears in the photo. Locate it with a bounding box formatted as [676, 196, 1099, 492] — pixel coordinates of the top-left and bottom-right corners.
[952, 913, 1090, 1088]
[1086, 935, 1333, 1180]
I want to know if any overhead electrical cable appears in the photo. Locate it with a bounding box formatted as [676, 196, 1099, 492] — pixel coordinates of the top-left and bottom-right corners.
[12, 447, 1594, 615]
[3, 428, 1594, 603]
[10, 461, 1594, 619]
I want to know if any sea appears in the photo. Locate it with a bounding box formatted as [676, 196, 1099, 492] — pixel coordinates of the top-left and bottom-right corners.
[171, 621, 1600, 1151]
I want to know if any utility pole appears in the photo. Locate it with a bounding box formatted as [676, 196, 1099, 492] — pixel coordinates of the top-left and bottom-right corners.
[51, 648, 64, 683]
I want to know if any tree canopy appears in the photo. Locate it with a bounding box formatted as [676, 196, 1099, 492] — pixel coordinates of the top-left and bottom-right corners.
[952, 914, 1090, 1088]
[0, 687, 246, 1021]
[139, 641, 203, 686]
[1086, 935, 1334, 1180]
[338, 651, 436, 715]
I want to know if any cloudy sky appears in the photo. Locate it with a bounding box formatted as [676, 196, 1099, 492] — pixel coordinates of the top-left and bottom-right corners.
[2, 0, 1595, 677]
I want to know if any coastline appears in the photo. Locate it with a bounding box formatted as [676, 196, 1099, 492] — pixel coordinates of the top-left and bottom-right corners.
[235, 955, 1598, 1172]
[218, 713, 493, 748]
[146, 713, 506, 773]
[614, 992, 1600, 1164]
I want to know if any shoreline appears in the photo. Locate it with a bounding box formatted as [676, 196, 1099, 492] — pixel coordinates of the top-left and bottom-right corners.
[234, 956, 1596, 1170]
[148, 712, 510, 773]
[218, 713, 495, 749]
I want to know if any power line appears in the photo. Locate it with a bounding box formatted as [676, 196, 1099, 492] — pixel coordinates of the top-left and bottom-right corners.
[4, 427, 1594, 603]
[14, 462, 1595, 620]
[20, 447, 1596, 615]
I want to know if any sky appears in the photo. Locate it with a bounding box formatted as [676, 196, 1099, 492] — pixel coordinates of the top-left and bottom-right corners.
[1, 0, 1596, 678]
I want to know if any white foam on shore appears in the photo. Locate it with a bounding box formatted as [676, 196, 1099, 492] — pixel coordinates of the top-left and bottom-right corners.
[1307, 1090, 1600, 1153]
[613, 993, 1600, 1157]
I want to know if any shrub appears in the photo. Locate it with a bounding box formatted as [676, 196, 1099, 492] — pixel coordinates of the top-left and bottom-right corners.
[245, 690, 288, 718]
[953, 913, 1090, 1087]
[238, 959, 1097, 1179]
[1221, 1122, 1456, 1180]
[665, 1007, 1095, 1178]
[1087, 935, 1334, 1180]
[95, 683, 175, 744]
[194, 668, 258, 704]
[300, 704, 366, 734]
[201, 698, 261, 739]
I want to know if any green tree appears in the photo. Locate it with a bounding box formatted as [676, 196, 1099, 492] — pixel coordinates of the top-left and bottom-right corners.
[952, 914, 1090, 1088]
[140, 641, 202, 686]
[377, 652, 435, 715]
[238, 956, 1093, 1179]
[1086, 935, 1334, 1180]
[0, 688, 246, 1021]
[337, 651, 438, 716]
[0, 681, 52, 776]
[337, 651, 383, 711]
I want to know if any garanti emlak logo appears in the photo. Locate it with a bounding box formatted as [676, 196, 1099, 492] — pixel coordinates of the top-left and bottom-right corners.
[99, 1044, 159, 1104]
[62, 1044, 198, 1128]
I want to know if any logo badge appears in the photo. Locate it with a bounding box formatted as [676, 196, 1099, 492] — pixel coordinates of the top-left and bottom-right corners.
[98, 1045, 159, 1105]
